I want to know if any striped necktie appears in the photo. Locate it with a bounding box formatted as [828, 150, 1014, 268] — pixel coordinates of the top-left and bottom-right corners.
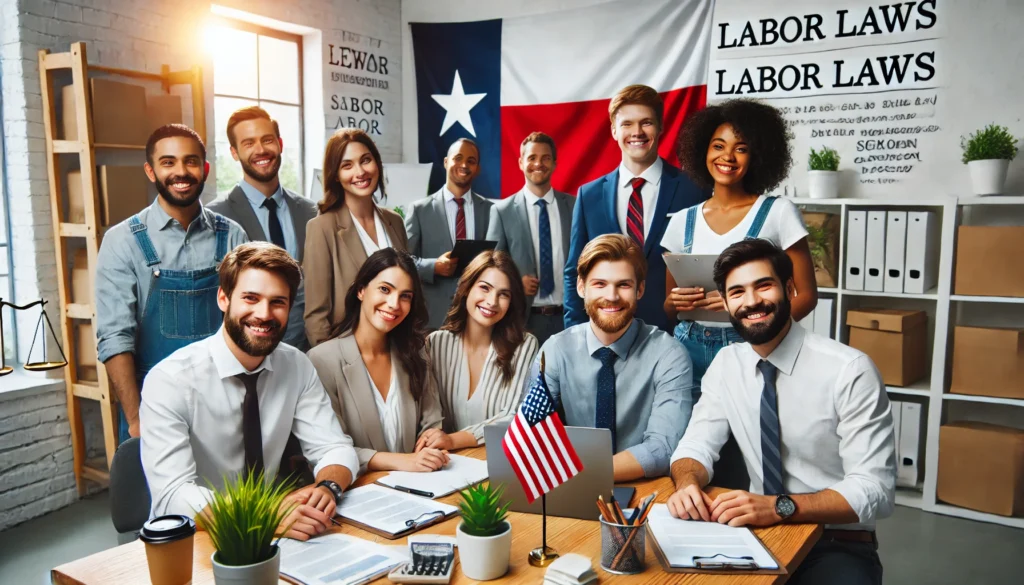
[454, 197, 467, 240]
[758, 360, 785, 495]
[626, 177, 645, 246]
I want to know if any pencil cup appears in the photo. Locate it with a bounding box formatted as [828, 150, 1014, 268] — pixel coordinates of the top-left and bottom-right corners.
[599, 515, 647, 575]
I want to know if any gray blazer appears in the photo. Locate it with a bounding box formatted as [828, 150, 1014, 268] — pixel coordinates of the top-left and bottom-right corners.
[485, 189, 575, 310]
[307, 334, 443, 472]
[405, 189, 493, 329]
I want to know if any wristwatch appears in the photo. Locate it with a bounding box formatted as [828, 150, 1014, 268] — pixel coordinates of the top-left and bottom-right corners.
[775, 495, 797, 520]
[317, 480, 344, 505]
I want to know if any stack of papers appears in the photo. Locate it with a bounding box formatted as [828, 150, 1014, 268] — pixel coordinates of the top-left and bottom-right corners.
[279, 533, 408, 585]
[646, 504, 779, 570]
[544, 553, 597, 585]
[337, 484, 458, 537]
[377, 454, 488, 498]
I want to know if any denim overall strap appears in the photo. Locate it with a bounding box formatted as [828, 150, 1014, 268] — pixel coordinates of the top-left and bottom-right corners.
[681, 206, 698, 253]
[128, 215, 161, 267]
[213, 215, 230, 261]
[745, 196, 777, 240]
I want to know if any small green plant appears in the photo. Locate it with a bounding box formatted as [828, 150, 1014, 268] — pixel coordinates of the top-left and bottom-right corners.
[458, 482, 511, 537]
[809, 147, 840, 171]
[198, 472, 296, 567]
[806, 223, 831, 264]
[393, 205, 406, 220]
[961, 124, 1020, 163]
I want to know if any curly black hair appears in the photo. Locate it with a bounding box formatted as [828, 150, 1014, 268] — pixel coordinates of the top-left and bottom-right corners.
[676, 99, 792, 195]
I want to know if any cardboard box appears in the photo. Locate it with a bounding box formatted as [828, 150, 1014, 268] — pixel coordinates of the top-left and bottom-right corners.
[802, 211, 840, 288]
[67, 166, 150, 226]
[950, 326, 1024, 399]
[955, 226, 1024, 297]
[76, 323, 98, 382]
[71, 248, 92, 305]
[938, 422, 1024, 517]
[146, 94, 183, 135]
[62, 79, 149, 145]
[846, 308, 928, 386]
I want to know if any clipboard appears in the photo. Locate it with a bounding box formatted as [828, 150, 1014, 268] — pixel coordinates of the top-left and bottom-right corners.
[333, 484, 459, 540]
[647, 524, 786, 576]
[450, 239, 498, 276]
[663, 253, 729, 323]
[334, 508, 455, 540]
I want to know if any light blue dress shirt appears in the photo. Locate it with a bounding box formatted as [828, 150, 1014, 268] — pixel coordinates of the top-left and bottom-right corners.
[529, 319, 695, 477]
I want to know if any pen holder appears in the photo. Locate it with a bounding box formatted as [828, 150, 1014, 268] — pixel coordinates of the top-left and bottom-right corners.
[599, 515, 647, 575]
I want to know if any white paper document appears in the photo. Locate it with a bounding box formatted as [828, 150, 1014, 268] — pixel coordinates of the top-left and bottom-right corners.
[647, 504, 779, 570]
[279, 533, 407, 585]
[336, 484, 457, 537]
[377, 454, 488, 498]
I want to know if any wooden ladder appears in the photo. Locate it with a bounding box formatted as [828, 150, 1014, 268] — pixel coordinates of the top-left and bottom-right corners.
[36, 42, 205, 495]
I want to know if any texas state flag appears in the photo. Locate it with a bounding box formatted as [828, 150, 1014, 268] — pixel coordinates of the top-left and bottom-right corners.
[410, 0, 713, 199]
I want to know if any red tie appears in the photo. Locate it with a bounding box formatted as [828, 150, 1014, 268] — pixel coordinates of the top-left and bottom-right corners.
[454, 197, 467, 240]
[627, 177, 645, 246]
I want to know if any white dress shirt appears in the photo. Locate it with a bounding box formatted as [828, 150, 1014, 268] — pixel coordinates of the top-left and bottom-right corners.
[444, 187, 476, 241]
[671, 323, 896, 531]
[616, 157, 663, 240]
[368, 360, 406, 454]
[140, 328, 360, 518]
[350, 208, 392, 255]
[522, 187, 565, 306]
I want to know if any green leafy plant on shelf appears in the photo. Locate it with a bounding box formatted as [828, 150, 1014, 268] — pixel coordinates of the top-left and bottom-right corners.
[458, 482, 511, 537]
[197, 471, 296, 567]
[961, 124, 1020, 163]
[806, 223, 831, 265]
[809, 147, 841, 171]
[392, 205, 406, 220]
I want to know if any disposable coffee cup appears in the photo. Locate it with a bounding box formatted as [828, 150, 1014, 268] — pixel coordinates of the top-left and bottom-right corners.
[139, 514, 196, 585]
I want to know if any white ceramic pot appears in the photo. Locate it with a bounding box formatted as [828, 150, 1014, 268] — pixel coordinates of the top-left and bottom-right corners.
[211, 545, 280, 585]
[968, 159, 1010, 196]
[807, 170, 840, 199]
[456, 521, 511, 581]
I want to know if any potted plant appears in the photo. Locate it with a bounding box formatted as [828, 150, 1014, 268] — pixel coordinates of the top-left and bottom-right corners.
[961, 124, 1020, 195]
[455, 483, 512, 581]
[198, 472, 296, 585]
[808, 147, 841, 199]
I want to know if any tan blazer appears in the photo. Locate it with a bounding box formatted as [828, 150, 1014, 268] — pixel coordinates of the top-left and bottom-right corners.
[303, 202, 409, 347]
[307, 333, 443, 471]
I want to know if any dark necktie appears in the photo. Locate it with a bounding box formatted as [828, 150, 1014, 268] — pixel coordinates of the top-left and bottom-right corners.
[454, 197, 467, 240]
[758, 360, 785, 495]
[594, 347, 618, 452]
[235, 372, 265, 479]
[626, 177, 645, 246]
[536, 199, 554, 297]
[262, 197, 286, 250]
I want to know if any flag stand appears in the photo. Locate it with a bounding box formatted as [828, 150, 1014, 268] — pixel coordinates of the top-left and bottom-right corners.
[528, 493, 559, 567]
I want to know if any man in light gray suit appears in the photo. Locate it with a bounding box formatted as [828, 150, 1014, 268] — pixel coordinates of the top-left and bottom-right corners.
[405, 138, 493, 329]
[207, 106, 316, 351]
[487, 132, 575, 344]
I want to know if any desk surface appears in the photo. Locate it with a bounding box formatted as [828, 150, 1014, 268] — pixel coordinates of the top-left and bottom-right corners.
[52, 447, 821, 584]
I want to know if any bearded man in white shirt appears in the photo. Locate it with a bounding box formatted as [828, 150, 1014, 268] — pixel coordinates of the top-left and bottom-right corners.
[667, 238, 896, 585]
[141, 241, 360, 541]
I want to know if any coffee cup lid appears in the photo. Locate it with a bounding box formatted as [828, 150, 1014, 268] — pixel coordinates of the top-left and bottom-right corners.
[139, 515, 196, 544]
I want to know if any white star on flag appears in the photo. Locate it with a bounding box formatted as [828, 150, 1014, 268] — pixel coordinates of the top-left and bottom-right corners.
[431, 70, 486, 137]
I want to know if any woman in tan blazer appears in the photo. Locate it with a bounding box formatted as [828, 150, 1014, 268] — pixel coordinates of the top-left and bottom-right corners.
[307, 248, 452, 474]
[304, 128, 408, 347]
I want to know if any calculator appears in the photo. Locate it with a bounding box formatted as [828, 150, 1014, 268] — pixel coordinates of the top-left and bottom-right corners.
[388, 542, 455, 584]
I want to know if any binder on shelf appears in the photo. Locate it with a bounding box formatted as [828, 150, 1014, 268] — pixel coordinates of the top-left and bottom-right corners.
[864, 211, 888, 292]
[884, 212, 908, 293]
[813, 298, 834, 339]
[846, 211, 867, 290]
[904, 211, 939, 294]
[897, 402, 923, 488]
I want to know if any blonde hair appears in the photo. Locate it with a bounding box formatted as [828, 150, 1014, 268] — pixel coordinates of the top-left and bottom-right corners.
[576, 234, 647, 284]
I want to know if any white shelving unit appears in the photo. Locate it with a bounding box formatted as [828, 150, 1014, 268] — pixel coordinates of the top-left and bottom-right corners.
[790, 195, 1024, 528]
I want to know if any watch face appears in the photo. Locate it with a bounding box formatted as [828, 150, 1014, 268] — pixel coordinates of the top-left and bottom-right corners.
[776, 495, 796, 518]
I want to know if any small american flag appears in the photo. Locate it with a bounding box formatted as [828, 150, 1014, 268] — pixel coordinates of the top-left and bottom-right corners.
[502, 355, 583, 503]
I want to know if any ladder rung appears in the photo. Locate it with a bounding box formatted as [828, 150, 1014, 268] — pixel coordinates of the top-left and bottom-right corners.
[59, 223, 91, 238]
[67, 304, 94, 319]
[72, 382, 104, 400]
[81, 465, 110, 485]
[52, 140, 81, 154]
[42, 52, 73, 70]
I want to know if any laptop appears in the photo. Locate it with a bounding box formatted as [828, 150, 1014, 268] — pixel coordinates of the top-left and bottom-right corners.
[484, 424, 615, 520]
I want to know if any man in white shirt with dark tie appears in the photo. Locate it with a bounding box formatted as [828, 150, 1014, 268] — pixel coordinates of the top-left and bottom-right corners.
[667, 239, 895, 585]
[141, 242, 360, 541]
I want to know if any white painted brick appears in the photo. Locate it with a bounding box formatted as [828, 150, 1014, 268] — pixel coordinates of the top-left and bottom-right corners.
[21, 0, 57, 18]
[81, 6, 114, 29]
[53, 2, 82, 22]
[0, 475, 77, 528]
[0, 447, 74, 492]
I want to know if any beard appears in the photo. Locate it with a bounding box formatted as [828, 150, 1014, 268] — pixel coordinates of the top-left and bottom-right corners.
[729, 296, 791, 345]
[224, 310, 286, 357]
[154, 174, 205, 208]
[240, 153, 281, 183]
[585, 297, 636, 334]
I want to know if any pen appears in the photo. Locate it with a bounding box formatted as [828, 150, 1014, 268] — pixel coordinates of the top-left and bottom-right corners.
[394, 485, 435, 498]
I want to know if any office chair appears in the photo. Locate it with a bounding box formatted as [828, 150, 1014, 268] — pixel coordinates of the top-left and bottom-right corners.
[109, 437, 151, 544]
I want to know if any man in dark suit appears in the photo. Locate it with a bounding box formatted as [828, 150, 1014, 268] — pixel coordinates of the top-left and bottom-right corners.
[405, 138, 493, 329]
[564, 85, 706, 332]
[207, 106, 316, 351]
[487, 132, 575, 344]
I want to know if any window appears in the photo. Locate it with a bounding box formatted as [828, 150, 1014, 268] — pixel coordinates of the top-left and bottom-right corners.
[209, 20, 304, 196]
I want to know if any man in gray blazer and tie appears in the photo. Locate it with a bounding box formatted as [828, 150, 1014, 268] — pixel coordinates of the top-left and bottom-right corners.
[487, 132, 575, 344]
[405, 138, 493, 329]
[207, 106, 316, 351]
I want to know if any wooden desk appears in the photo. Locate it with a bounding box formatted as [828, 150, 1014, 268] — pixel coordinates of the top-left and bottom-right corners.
[52, 447, 821, 584]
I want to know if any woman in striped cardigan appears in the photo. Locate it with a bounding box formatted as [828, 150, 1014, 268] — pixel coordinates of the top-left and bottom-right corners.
[418, 250, 539, 451]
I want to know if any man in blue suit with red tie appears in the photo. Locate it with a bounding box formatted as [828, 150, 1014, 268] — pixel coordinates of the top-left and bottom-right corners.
[564, 85, 707, 331]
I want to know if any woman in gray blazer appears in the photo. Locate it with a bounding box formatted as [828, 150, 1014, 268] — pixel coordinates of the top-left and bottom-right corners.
[303, 128, 408, 348]
[307, 249, 451, 474]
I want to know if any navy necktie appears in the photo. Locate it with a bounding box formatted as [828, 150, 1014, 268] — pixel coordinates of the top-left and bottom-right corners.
[536, 199, 554, 297]
[758, 360, 785, 495]
[262, 197, 286, 250]
[235, 372, 265, 479]
[594, 347, 618, 452]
